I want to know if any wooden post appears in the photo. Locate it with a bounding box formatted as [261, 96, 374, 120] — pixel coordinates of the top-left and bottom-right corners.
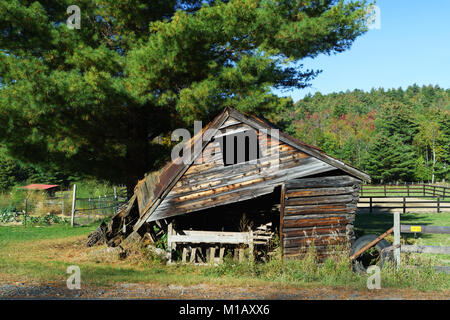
[113, 187, 118, 214]
[361, 184, 363, 197]
[279, 183, 285, 258]
[433, 186, 436, 197]
[423, 184, 425, 196]
[249, 230, 254, 263]
[70, 184, 77, 227]
[402, 197, 406, 214]
[219, 247, 225, 263]
[190, 247, 197, 263]
[407, 184, 410, 197]
[24, 197, 28, 227]
[437, 196, 440, 213]
[384, 184, 386, 197]
[238, 248, 244, 262]
[369, 197, 373, 213]
[234, 248, 239, 261]
[209, 247, 216, 264]
[394, 212, 401, 270]
[167, 223, 173, 263]
[182, 247, 188, 263]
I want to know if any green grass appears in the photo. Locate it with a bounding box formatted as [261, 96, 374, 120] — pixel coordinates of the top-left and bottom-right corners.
[0, 215, 449, 292]
[0, 224, 96, 245]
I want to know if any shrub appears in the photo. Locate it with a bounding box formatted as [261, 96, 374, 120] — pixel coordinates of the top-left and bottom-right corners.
[0, 205, 21, 223]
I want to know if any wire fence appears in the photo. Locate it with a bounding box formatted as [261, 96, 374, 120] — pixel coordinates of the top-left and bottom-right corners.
[0, 186, 128, 226]
[73, 193, 128, 226]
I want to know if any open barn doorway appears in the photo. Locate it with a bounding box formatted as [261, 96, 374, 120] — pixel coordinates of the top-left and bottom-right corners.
[165, 186, 282, 264]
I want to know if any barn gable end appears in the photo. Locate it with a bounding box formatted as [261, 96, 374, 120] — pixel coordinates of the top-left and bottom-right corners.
[147, 114, 337, 222]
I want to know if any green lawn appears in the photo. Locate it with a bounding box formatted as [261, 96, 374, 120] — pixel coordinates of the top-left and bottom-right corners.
[0, 217, 449, 292]
[0, 224, 96, 245]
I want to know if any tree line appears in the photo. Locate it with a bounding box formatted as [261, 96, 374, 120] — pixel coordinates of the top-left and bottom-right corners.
[284, 85, 450, 183]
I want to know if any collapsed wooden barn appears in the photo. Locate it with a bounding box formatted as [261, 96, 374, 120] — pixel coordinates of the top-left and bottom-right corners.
[91, 107, 370, 262]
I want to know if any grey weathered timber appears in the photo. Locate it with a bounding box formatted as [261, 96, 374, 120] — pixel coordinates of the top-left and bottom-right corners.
[71, 184, 77, 227]
[401, 245, 450, 254]
[393, 212, 401, 269]
[400, 225, 450, 234]
[97, 107, 369, 254]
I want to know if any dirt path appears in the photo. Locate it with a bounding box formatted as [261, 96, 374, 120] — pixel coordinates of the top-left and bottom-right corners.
[0, 281, 448, 300]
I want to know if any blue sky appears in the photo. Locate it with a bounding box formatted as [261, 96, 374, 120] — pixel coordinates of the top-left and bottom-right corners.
[275, 0, 450, 102]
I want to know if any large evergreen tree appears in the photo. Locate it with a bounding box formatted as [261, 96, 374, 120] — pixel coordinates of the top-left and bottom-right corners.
[0, 0, 370, 194]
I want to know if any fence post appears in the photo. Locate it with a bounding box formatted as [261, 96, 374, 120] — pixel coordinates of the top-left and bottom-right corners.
[71, 184, 77, 227]
[61, 194, 64, 216]
[384, 185, 386, 197]
[369, 197, 372, 213]
[104, 195, 107, 219]
[437, 196, 440, 213]
[433, 186, 436, 197]
[403, 197, 406, 214]
[407, 184, 410, 197]
[361, 184, 363, 197]
[394, 212, 401, 270]
[114, 187, 118, 214]
[24, 197, 28, 227]
[423, 184, 425, 196]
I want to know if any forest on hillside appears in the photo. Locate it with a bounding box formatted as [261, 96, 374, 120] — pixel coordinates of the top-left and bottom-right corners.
[0, 84, 448, 191]
[285, 84, 450, 183]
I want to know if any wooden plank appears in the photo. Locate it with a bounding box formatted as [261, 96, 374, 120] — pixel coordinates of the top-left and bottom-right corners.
[209, 247, 216, 263]
[283, 226, 347, 238]
[286, 194, 356, 206]
[190, 247, 197, 263]
[285, 186, 356, 198]
[401, 245, 450, 254]
[170, 232, 251, 244]
[218, 117, 241, 129]
[280, 183, 285, 257]
[285, 175, 361, 189]
[284, 204, 357, 215]
[394, 212, 400, 269]
[400, 225, 450, 234]
[283, 235, 348, 248]
[283, 216, 351, 229]
[350, 227, 394, 260]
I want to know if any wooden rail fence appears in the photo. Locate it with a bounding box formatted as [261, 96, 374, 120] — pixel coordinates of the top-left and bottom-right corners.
[385, 212, 450, 273]
[359, 196, 450, 213]
[360, 183, 449, 198]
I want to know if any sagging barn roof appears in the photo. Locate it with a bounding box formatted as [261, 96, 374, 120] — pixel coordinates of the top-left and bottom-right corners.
[130, 107, 370, 233]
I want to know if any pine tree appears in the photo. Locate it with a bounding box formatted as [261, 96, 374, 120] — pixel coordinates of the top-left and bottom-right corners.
[0, 0, 370, 193]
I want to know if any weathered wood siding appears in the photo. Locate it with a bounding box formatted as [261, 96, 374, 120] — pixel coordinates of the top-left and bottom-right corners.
[147, 116, 336, 222]
[282, 175, 361, 259]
